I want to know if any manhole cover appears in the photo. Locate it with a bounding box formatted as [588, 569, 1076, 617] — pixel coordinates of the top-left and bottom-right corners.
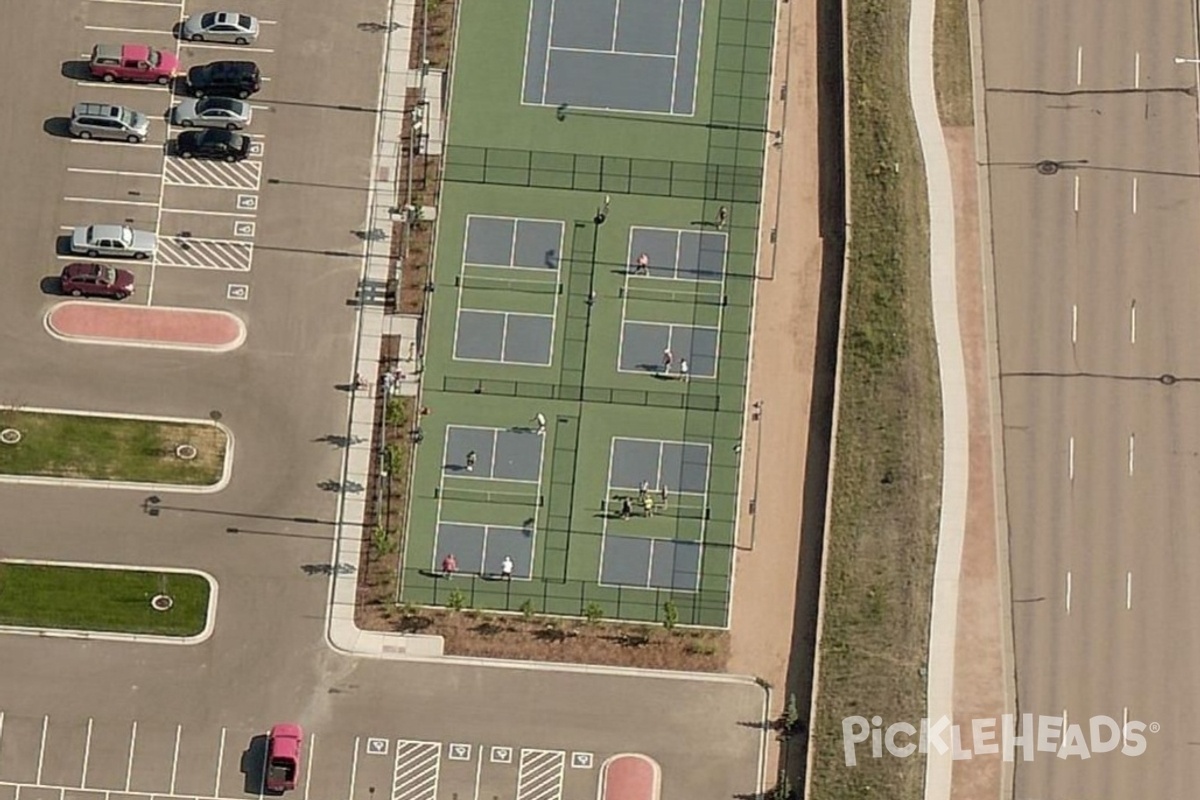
[1036, 160, 1060, 175]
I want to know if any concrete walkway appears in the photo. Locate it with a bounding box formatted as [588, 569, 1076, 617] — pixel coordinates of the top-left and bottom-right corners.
[907, 0, 971, 799]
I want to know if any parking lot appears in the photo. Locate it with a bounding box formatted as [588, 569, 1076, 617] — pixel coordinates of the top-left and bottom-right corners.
[0, 713, 605, 800]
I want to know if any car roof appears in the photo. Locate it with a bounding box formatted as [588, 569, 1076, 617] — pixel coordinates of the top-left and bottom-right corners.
[72, 102, 123, 117]
[197, 96, 243, 109]
[63, 262, 104, 277]
[193, 128, 239, 142]
[199, 60, 258, 73]
[87, 223, 128, 237]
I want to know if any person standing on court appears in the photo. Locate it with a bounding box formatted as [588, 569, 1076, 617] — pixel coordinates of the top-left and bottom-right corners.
[466, 450, 477, 472]
[660, 484, 669, 511]
[662, 348, 673, 375]
[533, 412, 546, 434]
[620, 497, 633, 519]
[441, 553, 458, 578]
[679, 359, 690, 382]
[639, 480, 649, 502]
[642, 494, 655, 517]
[635, 252, 650, 275]
[501, 555, 514, 580]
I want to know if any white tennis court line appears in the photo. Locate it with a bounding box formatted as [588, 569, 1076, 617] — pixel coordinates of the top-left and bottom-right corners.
[548, 44, 675, 59]
[540, 0, 558, 104]
[669, 0, 686, 110]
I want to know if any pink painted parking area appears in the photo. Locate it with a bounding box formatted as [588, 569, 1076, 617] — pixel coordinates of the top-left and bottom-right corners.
[598, 754, 661, 800]
[45, 302, 246, 351]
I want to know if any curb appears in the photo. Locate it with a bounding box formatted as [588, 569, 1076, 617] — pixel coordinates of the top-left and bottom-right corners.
[43, 301, 248, 353]
[0, 558, 219, 645]
[0, 405, 235, 494]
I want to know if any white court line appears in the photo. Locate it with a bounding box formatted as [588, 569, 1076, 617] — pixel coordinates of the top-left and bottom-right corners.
[302, 734, 315, 800]
[64, 196, 159, 207]
[1077, 46, 1083, 85]
[611, 0, 621, 50]
[214, 728, 226, 797]
[539, 0, 558, 104]
[668, 0, 685, 110]
[36, 716, 48, 785]
[85, 25, 173, 35]
[170, 725, 182, 794]
[1126, 572, 1133, 609]
[81, 718, 93, 788]
[1132, 177, 1138, 214]
[125, 721, 138, 792]
[1069, 436, 1075, 480]
[347, 737, 360, 800]
[161, 208, 257, 218]
[68, 168, 161, 178]
[1066, 571, 1072, 613]
[548, 44, 674, 59]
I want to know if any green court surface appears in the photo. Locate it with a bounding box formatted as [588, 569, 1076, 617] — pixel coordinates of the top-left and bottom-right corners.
[399, 0, 777, 627]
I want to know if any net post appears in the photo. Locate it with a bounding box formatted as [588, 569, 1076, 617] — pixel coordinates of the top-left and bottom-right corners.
[433, 486, 440, 499]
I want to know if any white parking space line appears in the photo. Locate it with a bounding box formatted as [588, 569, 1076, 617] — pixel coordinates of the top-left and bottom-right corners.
[214, 728, 226, 798]
[170, 725, 181, 794]
[184, 42, 275, 54]
[1068, 436, 1075, 480]
[1126, 572, 1133, 610]
[125, 721, 138, 792]
[84, 25, 173, 36]
[1130, 300, 1136, 343]
[164, 158, 261, 191]
[515, 750, 565, 800]
[1073, 174, 1080, 212]
[81, 719, 93, 788]
[75, 82, 167, 93]
[1134, 51, 1141, 88]
[68, 168, 162, 179]
[1076, 46, 1083, 85]
[1132, 177, 1138, 214]
[64, 196, 159, 207]
[1128, 433, 1135, 475]
[36, 716, 48, 785]
[1071, 303, 1078, 343]
[68, 141, 163, 151]
[347, 737, 360, 799]
[1066, 570, 1072, 614]
[302, 734, 316, 800]
[392, 741, 441, 800]
[156, 236, 254, 271]
[87, 0, 182, 6]
[162, 208, 257, 218]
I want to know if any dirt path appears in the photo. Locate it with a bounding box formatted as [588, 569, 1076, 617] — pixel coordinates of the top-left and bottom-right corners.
[726, 0, 837, 780]
[944, 126, 1007, 800]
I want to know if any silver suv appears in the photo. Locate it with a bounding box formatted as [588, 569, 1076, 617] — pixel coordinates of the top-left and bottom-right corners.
[69, 103, 150, 143]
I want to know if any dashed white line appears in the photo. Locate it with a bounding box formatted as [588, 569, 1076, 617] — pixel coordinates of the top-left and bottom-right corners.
[1123, 707, 1130, 736]
[125, 721, 138, 792]
[1063, 708, 1068, 732]
[1066, 571, 1072, 613]
[1077, 46, 1084, 85]
[1129, 433, 1135, 475]
[1126, 572, 1133, 609]
[81, 718, 93, 788]
[36, 716, 48, 785]
[170, 724, 181, 794]
[1073, 174, 1081, 212]
[1069, 436, 1076, 481]
[1132, 177, 1138, 214]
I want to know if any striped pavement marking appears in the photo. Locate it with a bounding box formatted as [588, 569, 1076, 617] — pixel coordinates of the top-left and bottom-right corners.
[156, 236, 254, 271]
[516, 749, 565, 800]
[392, 740, 441, 800]
[165, 158, 262, 191]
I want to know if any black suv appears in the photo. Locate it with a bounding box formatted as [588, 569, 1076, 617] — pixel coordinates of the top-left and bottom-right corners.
[186, 61, 261, 99]
[176, 129, 252, 162]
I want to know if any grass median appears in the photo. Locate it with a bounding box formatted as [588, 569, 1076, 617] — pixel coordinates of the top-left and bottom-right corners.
[806, 0, 944, 796]
[0, 409, 227, 486]
[0, 563, 211, 637]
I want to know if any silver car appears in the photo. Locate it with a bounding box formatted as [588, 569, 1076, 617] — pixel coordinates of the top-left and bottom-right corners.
[69, 224, 156, 260]
[181, 11, 259, 44]
[69, 103, 150, 143]
[171, 96, 252, 130]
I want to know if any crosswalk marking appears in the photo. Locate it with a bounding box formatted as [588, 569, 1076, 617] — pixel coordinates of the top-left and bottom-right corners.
[156, 237, 254, 271]
[392, 740, 441, 800]
[516, 749, 565, 800]
[164, 158, 262, 191]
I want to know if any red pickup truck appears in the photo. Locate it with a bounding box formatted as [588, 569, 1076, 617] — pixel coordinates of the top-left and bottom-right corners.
[89, 44, 179, 84]
[265, 724, 303, 793]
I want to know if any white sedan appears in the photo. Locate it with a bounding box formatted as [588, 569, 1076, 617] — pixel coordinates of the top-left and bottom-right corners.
[181, 11, 260, 45]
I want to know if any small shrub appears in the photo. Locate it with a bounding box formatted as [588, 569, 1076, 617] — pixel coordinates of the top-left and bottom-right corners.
[684, 638, 718, 656]
[371, 526, 397, 555]
[446, 589, 466, 612]
[584, 602, 604, 625]
[661, 599, 679, 631]
[519, 598, 536, 620]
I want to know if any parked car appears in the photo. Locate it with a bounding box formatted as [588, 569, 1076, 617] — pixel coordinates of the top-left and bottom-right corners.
[176, 129, 251, 161]
[265, 724, 302, 793]
[69, 224, 156, 260]
[171, 96, 252, 130]
[88, 43, 179, 84]
[181, 11, 259, 44]
[186, 61, 261, 98]
[60, 263, 135, 299]
[69, 102, 150, 143]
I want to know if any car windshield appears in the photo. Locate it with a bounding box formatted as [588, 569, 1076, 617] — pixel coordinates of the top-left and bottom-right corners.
[147, 49, 161, 67]
[201, 12, 218, 26]
[101, 266, 117, 284]
[119, 227, 133, 245]
[238, 15, 253, 28]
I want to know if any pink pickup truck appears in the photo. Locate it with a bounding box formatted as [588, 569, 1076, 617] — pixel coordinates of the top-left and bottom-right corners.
[265, 724, 303, 793]
[89, 43, 179, 84]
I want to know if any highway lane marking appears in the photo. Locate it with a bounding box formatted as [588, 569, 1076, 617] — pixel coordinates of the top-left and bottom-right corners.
[214, 728, 226, 797]
[1071, 304, 1078, 343]
[125, 721, 138, 792]
[302, 733, 316, 800]
[69, 168, 162, 178]
[1129, 433, 1135, 475]
[1135, 51, 1141, 88]
[64, 196, 159, 207]
[1130, 300, 1137, 343]
[1066, 571, 1072, 613]
[170, 724, 182, 794]
[1073, 174, 1080, 212]
[36, 716, 47, 785]
[1077, 46, 1083, 85]
[1127, 572, 1133, 609]
[81, 718, 93, 787]
[1132, 177, 1138, 214]
[1069, 436, 1075, 480]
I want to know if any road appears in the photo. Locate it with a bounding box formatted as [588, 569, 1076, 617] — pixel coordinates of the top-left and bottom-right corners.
[0, 1, 767, 799]
[980, 0, 1200, 793]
